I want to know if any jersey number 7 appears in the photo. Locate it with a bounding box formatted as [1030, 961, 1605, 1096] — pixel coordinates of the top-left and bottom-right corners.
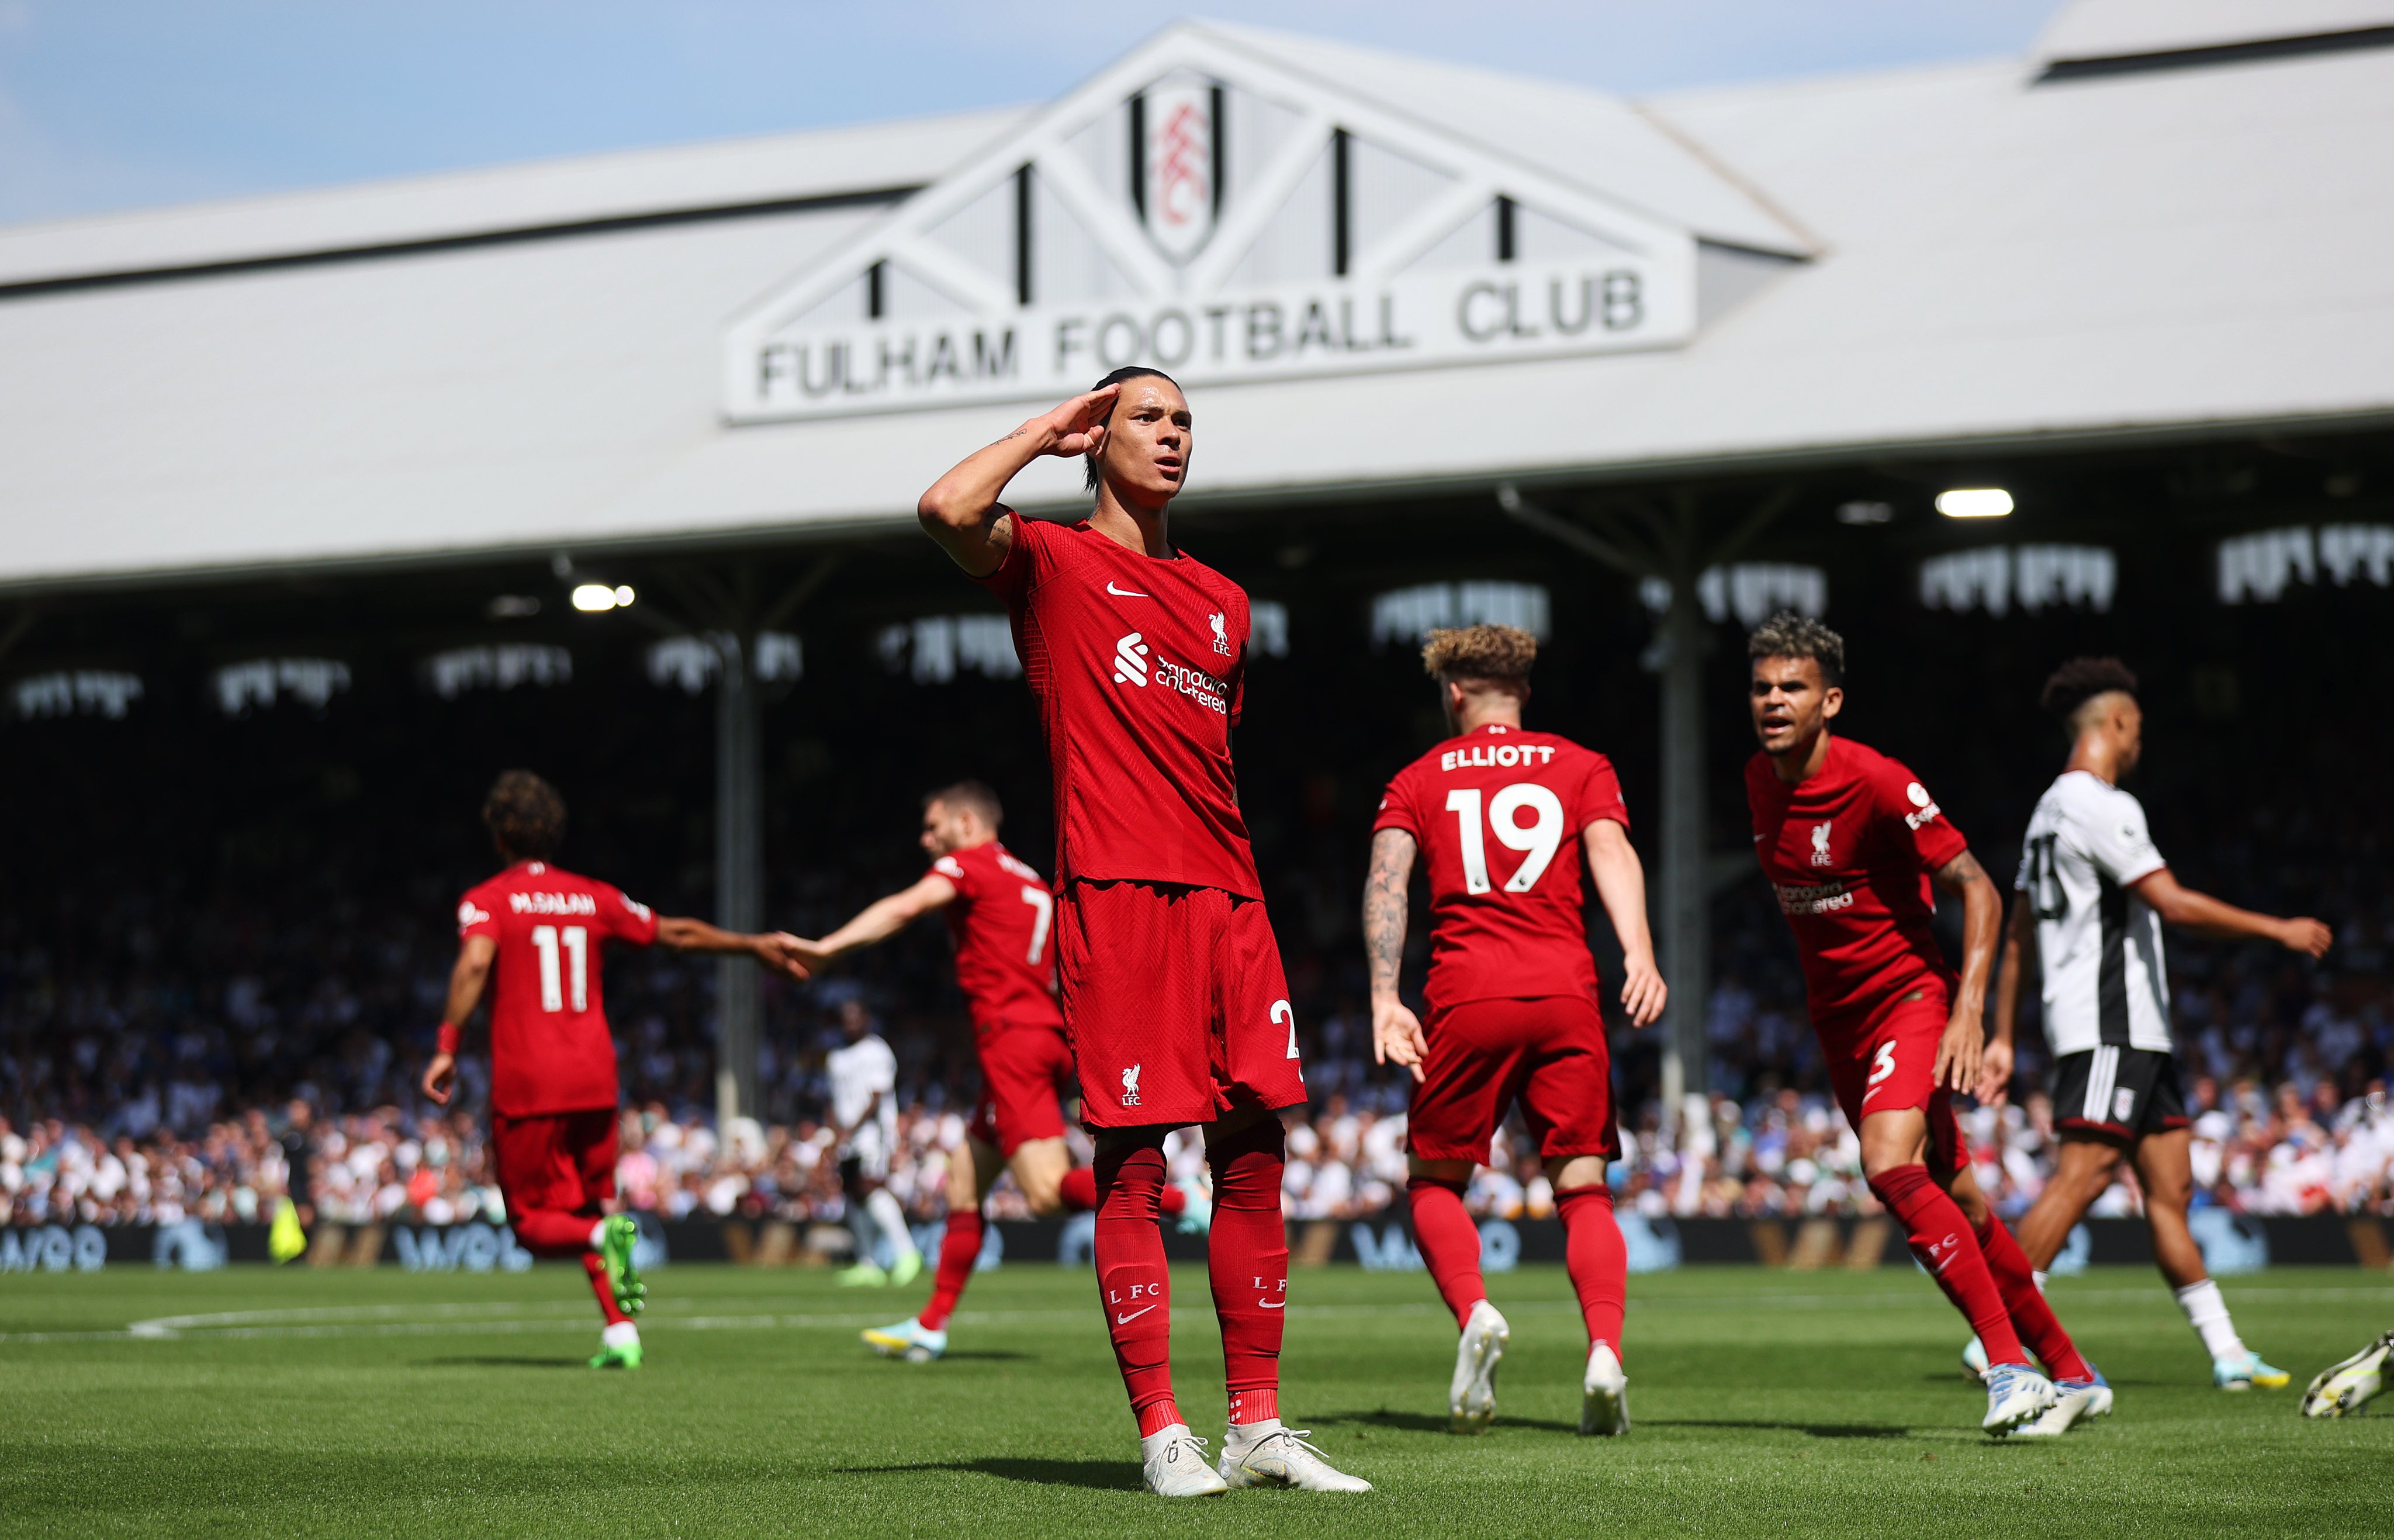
[1445, 784, 1567, 894]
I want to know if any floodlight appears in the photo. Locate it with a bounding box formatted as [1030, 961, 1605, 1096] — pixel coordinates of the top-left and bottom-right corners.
[1936, 488, 2014, 518]
[571, 584, 618, 611]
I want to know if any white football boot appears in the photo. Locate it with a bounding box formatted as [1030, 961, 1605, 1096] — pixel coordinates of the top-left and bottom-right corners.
[1449, 1300, 1510, 1434]
[1140, 1424, 1229, 1498]
[1961, 1335, 1990, 1380]
[1981, 1363, 2061, 1436]
[1217, 1424, 1373, 1491]
[2302, 1330, 2392, 1418]
[860, 1318, 946, 1363]
[1579, 1343, 1630, 1436]
[2014, 1368, 2110, 1437]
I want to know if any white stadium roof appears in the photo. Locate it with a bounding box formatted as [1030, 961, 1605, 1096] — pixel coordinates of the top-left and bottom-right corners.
[1, 1, 2390, 591]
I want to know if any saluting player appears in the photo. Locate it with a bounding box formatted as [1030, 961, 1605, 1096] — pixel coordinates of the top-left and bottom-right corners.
[1365, 625, 1665, 1437]
[783, 781, 1207, 1362]
[1973, 658, 2329, 1390]
[916, 369, 1369, 1497]
[421, 770, 805, 1369]
[1741, 614, 2102, 1437]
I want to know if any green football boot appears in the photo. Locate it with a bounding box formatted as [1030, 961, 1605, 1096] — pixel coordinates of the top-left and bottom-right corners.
[597, 1214, 646, 1317]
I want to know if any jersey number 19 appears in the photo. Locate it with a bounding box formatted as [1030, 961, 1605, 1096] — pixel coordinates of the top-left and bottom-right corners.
[1445, 784, 1566, 894]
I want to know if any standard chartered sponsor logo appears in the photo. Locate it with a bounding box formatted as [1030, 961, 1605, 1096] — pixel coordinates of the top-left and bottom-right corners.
[1111, 632, 1151, 686]
[1772, 880, 1855, 916]
[1108, 631, 1227, 714]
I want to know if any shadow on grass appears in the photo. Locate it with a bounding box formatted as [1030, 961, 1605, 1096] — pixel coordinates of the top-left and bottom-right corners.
[929, 1350, 1034, 1362]
[1646, 1420, 1914, 1439]
[415, 1356, 586, 1370]
[1309, 1408, 1581, 1434]
[831, 1458, 1139, 1491]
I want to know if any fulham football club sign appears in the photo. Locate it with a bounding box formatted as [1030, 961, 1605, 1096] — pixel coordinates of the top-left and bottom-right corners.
[722, 25, 1770, 423]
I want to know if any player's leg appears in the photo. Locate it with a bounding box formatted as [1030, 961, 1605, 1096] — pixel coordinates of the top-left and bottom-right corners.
[1056, 880, 1223, 1496]
[1402, 999, 1521, 1344]
[860, 1127, 922, 1286]
[2012, 1136, 2122, 1269]
[1856, 1092, 2053, 1434]
[494, 1111, 641, 1366]
[2135, 1125, 2283, 1388]
[1933, 1110, 2094, 1387]
[868, 1131, 999, 1359]
[1206, 891, 1367, 1493]
[1521, 997, 1629, 1435]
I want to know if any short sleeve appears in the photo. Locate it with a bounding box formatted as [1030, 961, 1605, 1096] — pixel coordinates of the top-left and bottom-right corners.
[1879, 759, 1969, 870]
[929, 854, 973, 899]
[2082, 792, 2166, 887]
[605, 887, 660, 947]
[973, 510, 1051, 605]
[456, 894, 498, 940]
[870, 1042, 898, 1092]
[1371, 767, 1420, 840]
[1576, 752, 1631, 833]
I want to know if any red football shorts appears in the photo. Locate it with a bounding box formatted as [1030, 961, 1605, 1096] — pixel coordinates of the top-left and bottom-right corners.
[1408, 994, 1617, 1164]
[1055, 879, 1309, 1128]
[491, 1108, 618, 1218]
[1817, 984, 1963, 1180]
[967, 1023, 1074, 1156]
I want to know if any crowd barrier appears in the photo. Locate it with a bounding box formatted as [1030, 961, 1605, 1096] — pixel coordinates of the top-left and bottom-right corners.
[6, 1211, 2392, 1273]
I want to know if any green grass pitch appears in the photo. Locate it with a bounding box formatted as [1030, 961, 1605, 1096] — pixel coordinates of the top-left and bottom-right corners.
[2, 1260, 2386, 1536]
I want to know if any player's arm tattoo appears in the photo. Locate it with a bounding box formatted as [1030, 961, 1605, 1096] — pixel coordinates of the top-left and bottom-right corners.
[1364, 828, 1417, 996]
[1932, 849, 1988, 894]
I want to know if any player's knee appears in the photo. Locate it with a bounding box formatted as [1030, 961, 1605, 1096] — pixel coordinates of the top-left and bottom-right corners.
[1205, 1112, 1285, 1171]
[1017, 1170, 1065, 1216]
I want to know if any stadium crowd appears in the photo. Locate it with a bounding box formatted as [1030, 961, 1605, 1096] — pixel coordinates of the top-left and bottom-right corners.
[4, 880, 2389, 1232]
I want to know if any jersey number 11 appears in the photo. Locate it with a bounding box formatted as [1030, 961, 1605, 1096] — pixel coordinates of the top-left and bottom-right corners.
[530, 924, 589, 1013]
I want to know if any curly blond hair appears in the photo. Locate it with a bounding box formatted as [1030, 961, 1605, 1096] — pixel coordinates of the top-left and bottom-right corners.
[1421, 624, 1537, 684]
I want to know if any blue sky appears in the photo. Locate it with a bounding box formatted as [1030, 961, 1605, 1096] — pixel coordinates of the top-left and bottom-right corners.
[0, 1, 2062, 227]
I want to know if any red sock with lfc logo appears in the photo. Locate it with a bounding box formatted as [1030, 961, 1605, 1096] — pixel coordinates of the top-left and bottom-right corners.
[1208, 1117, 1288, 1428]
[1973, 1213, 2093, 1381]
[1093, 1138, 1179, 1435]
[918, 1207, 984, 1333]
[1869, 1164, 2029, 1365]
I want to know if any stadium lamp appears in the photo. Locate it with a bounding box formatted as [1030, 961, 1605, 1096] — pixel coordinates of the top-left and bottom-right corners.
[571, 583, 636, 612]
[1935, 487, 2014, 519]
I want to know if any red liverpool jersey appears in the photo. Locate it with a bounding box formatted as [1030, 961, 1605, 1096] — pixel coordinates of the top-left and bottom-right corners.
[929, 839, 1064, 1036]
[1372, 724, 1632, 1014]
[456, 860, 659, 1117]
[978, 517, 1261, 897]
[1745, 735, 1969, 1022]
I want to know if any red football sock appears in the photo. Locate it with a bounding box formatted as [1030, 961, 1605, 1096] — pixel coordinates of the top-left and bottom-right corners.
[1063, 1164, 1183, 1216]
[918, 1207, 984, 1333]
[1974, 1213, 2092, 1381]
[579, 1251, 631, 1327]
[1207, 1117, 1288, 1424]
[1405, 1175, 1486, 1329]
[1094, 1138, 1178, 1434]
[1869, 1165, 2028, 1366]
[512, 1208, 595, 1258]
[1556, 1184, 1627, 1356]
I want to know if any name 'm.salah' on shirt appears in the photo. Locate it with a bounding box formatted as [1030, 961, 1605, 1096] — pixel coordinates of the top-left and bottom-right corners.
[456, 860, 659, 1117]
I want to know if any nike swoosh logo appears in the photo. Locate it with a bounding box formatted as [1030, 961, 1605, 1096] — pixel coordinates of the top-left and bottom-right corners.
[1258, 1299, 1284, 1310]
[1114, 1305, 1157, 1324]
[1106, 582, 1150, 597]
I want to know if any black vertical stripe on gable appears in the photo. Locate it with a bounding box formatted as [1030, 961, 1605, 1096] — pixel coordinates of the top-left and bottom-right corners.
[2096, 874, 2130, 1047]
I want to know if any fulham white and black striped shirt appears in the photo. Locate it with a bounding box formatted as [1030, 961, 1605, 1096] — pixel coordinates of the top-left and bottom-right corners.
[2015, 771, 2173, 1057]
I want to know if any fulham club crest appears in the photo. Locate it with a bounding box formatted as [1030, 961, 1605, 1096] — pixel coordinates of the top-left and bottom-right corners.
[1138, 77, 1217, 264]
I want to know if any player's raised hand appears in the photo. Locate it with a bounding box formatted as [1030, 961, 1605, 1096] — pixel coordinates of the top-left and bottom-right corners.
[421, 1051, 457, 1107]
[1618, 953, 1667, 1028]
[2279, 916, 2333, 958]
[1372, 996, 1428, 1084]
[1030, 383, 1120, 457]
[1973, 1036, 2014, 1107]
[1932, 1010, 1983, 1096]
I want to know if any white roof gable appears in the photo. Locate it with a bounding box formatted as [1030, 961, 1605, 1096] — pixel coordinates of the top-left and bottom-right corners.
[2037, 0, 2394, 64]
